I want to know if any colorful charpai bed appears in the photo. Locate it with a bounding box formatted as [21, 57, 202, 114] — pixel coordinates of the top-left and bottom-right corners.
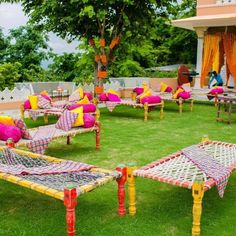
[126, 140, 236, 236]
[0, 122, 101, 154]
[0, 147, 126, 236]
[20, 100, 99, 124]
[102, 99, 164, 121]
[155, 92, 194, 113]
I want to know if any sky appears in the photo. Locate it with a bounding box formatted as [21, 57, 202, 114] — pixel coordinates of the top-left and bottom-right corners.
[0, 3, 78, 54]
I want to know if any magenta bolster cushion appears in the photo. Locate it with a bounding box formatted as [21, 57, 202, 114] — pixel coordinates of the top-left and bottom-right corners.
[210, 87, 224, 95]
[141, 96, 161, 104]
[165, 86, 173, 93]
[83, 113, 95, 128]
[0, 124, 22, 143]
[24, 99, 31, 110]
[177, 91, 191, 99]
[133, 87, 144, 95]
[107, 93, 121, 102]
[67, 104, 96, 113]
[99, 93, 108, 101]
[84, 92, 93, 101]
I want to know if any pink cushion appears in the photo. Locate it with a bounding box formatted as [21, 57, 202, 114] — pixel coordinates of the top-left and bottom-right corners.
[99, 93, 108, 101]
[41, 94, 52, 102]
[141, 96, 161, 104]
[24, 100, 31, 110]
[14, 119, 32, 140]
[177, 91, 191, 99]
[210, 87, 224, 95]
[83, 114, 95, 128]
[67, 104, 96, 113]
[107, 93, 121, 102]
[165, 86, 173, 93]
[55, 110, 78, 131]
[133, 87, 144, 95]
[0, 124, 22, 143]
[84, 92, 93, 101]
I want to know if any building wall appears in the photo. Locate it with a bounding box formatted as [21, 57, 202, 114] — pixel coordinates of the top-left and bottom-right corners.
[197, 0, 236, 16]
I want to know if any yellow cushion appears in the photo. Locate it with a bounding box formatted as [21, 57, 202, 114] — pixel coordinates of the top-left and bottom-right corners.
[160, 82, 168, 92]
[40, 90, 48, 96]
[142, 82, 149, 93]
[106, 88, 119, 97]
[75, 87, 84, 99]
[77, 95, 90, 104]
[139, 90, 152, 101]
[173, 88, 184, 99]
[71, 107, 84, 127]
[0, 116, 15, 126]
[28, 95, 38, 110]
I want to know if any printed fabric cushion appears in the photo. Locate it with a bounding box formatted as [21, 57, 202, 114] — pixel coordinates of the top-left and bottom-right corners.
[55, 110, 78, 131]
[0, 123, 22, 143]
[37, 95, 51, 109]
[41, 94, 52, 102]
[69, 91, 81, 102]
[14, 118, 32, 140]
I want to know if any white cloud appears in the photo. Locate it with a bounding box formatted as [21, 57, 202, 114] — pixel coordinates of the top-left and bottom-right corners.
[0, 3, 77, 54]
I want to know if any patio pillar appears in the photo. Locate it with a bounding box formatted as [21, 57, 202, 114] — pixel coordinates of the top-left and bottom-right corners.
[194, 28, 207, 89]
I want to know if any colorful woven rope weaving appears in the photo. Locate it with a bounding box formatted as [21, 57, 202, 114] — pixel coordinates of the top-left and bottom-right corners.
[182, 145, 231, 198]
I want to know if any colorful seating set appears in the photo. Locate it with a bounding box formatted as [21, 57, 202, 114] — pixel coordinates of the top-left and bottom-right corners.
[0, 84, 235, 236]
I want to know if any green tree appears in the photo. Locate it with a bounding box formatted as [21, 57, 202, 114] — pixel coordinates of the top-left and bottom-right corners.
[0, 62, 21, 91]
[0, 28, 9, 61]
[0, 0, 178, 93]
[3, 25, 51, 82]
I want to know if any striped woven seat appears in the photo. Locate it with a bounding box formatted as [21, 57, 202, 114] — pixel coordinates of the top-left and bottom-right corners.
[126, 140, 236, 236]
[0, 147, 125, 236]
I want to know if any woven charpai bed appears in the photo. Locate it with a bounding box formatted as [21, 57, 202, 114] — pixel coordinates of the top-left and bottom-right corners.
[0, 147, 125, 236]
[126, 140, 236, 236]
[0, 122, 101, 154]
[101, 99, 164, 121]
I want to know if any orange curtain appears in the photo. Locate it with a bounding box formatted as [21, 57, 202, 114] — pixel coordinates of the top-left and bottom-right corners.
[225, 62, 231, 86]
[200, 34, 221, 87]
[223, 33, 236, 87]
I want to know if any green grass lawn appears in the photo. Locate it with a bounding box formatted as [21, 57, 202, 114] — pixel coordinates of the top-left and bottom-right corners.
[1, 101, 236, 236]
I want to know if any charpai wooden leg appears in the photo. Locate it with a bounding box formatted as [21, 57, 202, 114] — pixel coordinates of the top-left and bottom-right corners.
[95, 121, 101, 150]
[160, 100, 164, 120]
[20, 104, 25, 120]
[127, 165, 137, 215]
[116, 166, 127, 216]
[67, 136, 71, 145]
[179, 98, 183, 113]
[44, 113, 49, 124]
[144, 103, 148, 121]
[192, 181, 204, 236]
[95, 108, 100, 121]
[64, 188, 78, 236]
[190, 99, 194, 112]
